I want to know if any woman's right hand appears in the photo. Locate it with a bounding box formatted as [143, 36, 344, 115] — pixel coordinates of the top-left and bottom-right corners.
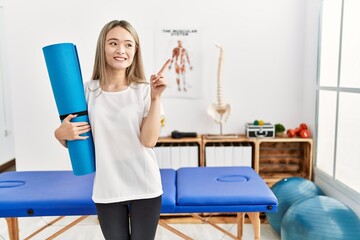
[54, 114, 91, 147]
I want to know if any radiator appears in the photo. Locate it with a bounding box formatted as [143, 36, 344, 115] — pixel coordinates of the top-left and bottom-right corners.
[154, 143, 199, 169]
[205, 142, 252, 167]
[154, 142, 252, 168]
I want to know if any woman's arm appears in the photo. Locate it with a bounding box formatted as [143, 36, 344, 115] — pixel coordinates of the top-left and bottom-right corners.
[140, 98, 162, 148]
[54, 114, 91, 148]
[140, 60, 170, 147]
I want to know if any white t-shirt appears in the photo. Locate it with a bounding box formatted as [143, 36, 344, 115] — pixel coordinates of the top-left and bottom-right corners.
[85, 80, 163, 203]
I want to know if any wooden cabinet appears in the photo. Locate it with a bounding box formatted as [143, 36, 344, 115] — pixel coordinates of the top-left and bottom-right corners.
[156, 135, 313, 186]
[255, 137, 313, 186]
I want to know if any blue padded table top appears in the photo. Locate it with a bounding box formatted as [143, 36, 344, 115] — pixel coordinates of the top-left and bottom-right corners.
[0, 169, 177, 217]
[159, 169, 176, 213]
[175, 166, 278, 213]
[0, 167, 276, 218]
[0, 171, 96, 217]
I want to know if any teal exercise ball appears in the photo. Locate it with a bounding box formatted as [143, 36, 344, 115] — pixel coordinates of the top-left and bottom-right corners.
[281, 196, 360, 240]
[266, 177, 324, 235]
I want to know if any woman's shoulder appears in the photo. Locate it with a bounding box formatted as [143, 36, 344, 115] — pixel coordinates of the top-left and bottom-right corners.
[130, 81, 150, 92]
[85, 79, 100, 89]
[129, 82, 150, 101]
[84, 80, 101, 99]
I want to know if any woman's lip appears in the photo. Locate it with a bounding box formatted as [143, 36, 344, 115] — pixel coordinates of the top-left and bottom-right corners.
[114, 56, 127, 61]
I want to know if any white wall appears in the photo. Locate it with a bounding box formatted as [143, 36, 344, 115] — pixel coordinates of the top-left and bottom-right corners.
[0, 2, 15, 165]
[2, 0, 320, 171]
[302, 0, 321, 129]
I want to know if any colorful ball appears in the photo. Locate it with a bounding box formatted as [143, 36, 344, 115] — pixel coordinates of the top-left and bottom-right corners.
[281, 196, 360, 240]
[266, 177, 324, 235]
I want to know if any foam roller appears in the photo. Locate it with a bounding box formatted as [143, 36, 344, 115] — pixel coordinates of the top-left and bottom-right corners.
[43, 43, 95, 175]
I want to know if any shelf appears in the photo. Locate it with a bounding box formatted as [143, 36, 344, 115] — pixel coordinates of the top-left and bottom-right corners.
[157, 136, 202, 144]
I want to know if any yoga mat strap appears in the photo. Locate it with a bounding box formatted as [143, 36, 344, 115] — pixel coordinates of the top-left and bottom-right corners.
[59, 110, 88, 120]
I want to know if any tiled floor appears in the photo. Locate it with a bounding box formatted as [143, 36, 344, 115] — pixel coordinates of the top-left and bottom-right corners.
[0, 215, 280, 240]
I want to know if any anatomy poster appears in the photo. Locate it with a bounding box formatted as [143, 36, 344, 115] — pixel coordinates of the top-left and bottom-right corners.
[155, 28, 202, 98]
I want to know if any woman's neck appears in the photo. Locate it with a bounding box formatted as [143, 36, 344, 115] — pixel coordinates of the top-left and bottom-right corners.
[102, 69, 129, 92]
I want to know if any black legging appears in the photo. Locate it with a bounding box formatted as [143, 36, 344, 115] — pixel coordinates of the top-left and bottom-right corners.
[95, 195, 162, 240]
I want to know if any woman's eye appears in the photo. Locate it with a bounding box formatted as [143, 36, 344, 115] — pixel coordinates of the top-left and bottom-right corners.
[110, 42, 117, 46]
[126, 43, 133, 48]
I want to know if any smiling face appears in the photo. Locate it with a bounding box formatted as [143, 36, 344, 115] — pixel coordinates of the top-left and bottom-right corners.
[104, 26, 136, 72]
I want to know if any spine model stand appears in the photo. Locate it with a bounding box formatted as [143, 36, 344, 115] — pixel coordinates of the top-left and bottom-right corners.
[207, 44, 231, 135]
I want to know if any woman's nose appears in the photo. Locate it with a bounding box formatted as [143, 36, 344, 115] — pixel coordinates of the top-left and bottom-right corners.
[116, 45, 125, 54]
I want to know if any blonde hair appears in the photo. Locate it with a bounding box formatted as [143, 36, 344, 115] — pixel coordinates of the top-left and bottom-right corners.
[91, 20, 146, 85]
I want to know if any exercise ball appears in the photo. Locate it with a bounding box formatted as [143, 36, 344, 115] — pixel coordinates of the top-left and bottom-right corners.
[266, 177, 324, 234]
[282, 196, 360, 240]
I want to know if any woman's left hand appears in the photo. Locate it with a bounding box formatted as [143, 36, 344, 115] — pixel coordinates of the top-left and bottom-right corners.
[150, 59, 170, 100]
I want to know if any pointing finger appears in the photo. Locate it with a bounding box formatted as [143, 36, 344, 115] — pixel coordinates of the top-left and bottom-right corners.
[157, 59, 171, 75]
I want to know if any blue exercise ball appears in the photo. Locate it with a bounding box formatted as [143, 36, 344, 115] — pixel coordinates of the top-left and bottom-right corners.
[282, 195, 360, 240]
[266, 177, 324, 234]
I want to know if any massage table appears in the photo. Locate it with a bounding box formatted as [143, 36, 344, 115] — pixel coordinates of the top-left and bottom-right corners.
[0, 167, 278, 240]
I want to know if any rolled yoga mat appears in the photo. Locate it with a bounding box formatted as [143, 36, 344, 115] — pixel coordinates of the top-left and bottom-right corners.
[43, 43, 95, 175]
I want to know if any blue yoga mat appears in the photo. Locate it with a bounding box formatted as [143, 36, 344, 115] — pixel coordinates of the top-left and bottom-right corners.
[43, 43, 95, 176]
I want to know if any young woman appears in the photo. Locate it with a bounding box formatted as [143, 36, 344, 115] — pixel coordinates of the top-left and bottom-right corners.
[54, 20, 169, 240]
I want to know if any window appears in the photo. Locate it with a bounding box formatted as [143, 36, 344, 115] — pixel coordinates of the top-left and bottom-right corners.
[317, 0, 360, 193]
